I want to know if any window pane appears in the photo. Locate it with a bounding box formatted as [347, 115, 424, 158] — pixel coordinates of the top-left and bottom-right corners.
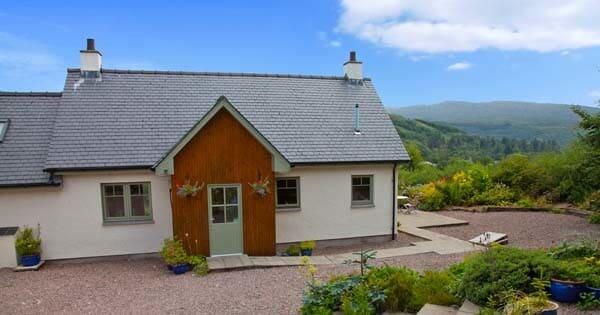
[361, 177, 370, 185]
[211, 188, 224, 205]
[212, 206, 225, 223]
[352, 186, 371, 202]
[106, 196, 125, 217]
[114, 185, 124, 196]
[352, 177, 361, 186]
[131, 195, 150, 216]
[287, 179, 297, 188]
[104, 185, 114, 196]
[225, 206, 239, 223]
[141, 183, 149, 195]
[277, 179, 286, 188]
[130, 184, 140, 195]
[225, 187, 238, 204]
[277, 188, 298, 206]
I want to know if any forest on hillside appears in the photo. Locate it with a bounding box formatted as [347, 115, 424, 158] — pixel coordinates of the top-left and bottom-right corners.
[390, 114, 559, 165]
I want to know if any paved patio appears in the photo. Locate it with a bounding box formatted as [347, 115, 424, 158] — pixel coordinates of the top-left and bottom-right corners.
[208, 210, 479, 270]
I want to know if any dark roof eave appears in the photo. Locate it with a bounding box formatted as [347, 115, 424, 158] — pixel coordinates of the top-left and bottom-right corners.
[291, 159, 410, 167]
[0, 92, 62, 97]
[0, 181, 62, 189]
[44, 165, 154, 173]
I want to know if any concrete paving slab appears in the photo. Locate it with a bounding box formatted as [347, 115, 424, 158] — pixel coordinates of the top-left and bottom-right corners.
[416, 304, 457, 315]
[398, 210, 468, 228]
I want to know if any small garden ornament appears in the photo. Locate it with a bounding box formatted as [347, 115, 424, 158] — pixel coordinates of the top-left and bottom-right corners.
[249, 177, 270, 197]
[176, 179, 205, 198]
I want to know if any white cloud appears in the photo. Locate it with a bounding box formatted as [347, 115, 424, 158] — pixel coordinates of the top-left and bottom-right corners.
[588, 90, 600, 99]
[447, 62, 472, 71]
[329, 40, 342, 47]
[338, 0, 600, 53]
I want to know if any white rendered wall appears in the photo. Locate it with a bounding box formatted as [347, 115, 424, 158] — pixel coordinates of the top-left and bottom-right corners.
[275, 164, 396, 243]
[0, 171, 173, 260]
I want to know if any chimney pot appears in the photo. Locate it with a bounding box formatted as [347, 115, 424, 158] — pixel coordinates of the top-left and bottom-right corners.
[349, 51, 356, 62]
[86, 38, 96, 51]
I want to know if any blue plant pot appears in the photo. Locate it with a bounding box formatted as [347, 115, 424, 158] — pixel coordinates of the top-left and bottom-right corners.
[550, 279, 587, 303]
[171, 263, 189, 275]
[587, 286, 600, 300]
[300, 249, 313, 256]
[20, 254, 41, 267]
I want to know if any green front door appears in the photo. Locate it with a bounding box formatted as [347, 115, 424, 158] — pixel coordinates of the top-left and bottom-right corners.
[208, 184, 243, 256]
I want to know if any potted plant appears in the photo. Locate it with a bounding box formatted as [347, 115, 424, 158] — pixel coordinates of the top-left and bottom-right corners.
[550, 260, 589, 303]
[249, 177, 270, 197]
[15, 226, 42, 267]
[283, 244, 300, 256]
[176, 179, 204, 198]
[300, 240, 316, 256]
[159, 238, 189, 274]
[504, 279, 559, 315]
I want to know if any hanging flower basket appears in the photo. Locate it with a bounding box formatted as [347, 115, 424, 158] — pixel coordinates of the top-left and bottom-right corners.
[176, 180, 205, 198]
[249, 177, 270, 197]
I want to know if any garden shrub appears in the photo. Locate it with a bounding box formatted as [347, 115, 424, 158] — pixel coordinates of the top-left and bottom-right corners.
[590, 213, 600, 224]
[582, 190, 600, 212]
[548, 240, 599, 260]
[15, 227, 41, 256]
[340, 284, 383, 315]
[468, 183, 516, 206]
[452, 246, 560, 305]
[412, 270, 460, 308]
[516, 197, 536, 208]
[301, 275, 362, 312]
[418, 182, 446, 211]
[159, 238, 188, 266]
[366, 266, 419, 312]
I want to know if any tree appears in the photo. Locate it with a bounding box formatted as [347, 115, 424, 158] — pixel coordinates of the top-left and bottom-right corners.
[405, 141, 424, 169]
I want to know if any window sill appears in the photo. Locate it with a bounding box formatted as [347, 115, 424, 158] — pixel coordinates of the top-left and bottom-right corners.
[103, 219, 155, 226]
[351, 204, 375, 209]
[276, 207, 301, 212]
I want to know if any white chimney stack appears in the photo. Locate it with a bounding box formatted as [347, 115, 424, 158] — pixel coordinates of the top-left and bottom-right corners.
[80, 38, 102, 78]
[343, 51, 363, 82]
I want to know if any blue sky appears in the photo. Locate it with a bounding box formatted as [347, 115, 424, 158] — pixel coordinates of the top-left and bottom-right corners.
[1, 0, 600, 107]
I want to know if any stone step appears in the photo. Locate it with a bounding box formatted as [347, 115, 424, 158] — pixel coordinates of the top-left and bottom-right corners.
[416, 304, 457, 315]
[457, 300, 480, 315]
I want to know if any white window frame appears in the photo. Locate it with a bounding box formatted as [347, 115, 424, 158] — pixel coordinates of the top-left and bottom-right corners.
[101, 182, 153, 224]
[275, 177, 301, 210]
[351, 175, 374, 207]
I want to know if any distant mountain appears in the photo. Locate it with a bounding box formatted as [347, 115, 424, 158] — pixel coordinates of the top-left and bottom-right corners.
[390, 101, 600, 146]
[390, 114, 559, 164]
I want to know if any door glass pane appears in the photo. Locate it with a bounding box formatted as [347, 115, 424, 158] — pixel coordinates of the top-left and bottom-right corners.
[106, 196, 125, 217]
[211, 187, 224, 205]
[225, 206, 239, 223]
[212, 206, 225, 223]
[225, 187, 238, 204]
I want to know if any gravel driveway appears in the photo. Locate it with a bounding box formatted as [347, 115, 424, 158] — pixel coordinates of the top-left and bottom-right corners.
[1, 211, 597, 314]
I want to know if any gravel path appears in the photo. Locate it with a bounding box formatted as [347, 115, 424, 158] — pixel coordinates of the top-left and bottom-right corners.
[430, 211, 600, 249]
[1, 211, 597, 314]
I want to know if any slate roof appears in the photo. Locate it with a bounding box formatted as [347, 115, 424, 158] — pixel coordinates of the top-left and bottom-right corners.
[44, 69, 408, 171]
[0, 92, 62, 186]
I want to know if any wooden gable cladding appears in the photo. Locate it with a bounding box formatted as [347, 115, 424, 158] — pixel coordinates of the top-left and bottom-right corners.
[171, 108, 276, 256]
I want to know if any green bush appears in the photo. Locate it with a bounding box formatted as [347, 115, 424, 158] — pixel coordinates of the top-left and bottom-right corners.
[418, 183, 446, 211]
[413, 270, 460, 308]
[548, 240, 599, 260]
[340, 284, 383, 315]
[15, 227, 41, 256]
[301, 275, 362, 312]
[451, 246, 560, 305]
[286, 244, 301, 256]
[469, 183, 516, 206]
[582, 190, 600, 212]
[188, 255, 209, 276]
[159, 238, 188, 266]
[590, 213, 600, 224]
[366, 266, 419, 312]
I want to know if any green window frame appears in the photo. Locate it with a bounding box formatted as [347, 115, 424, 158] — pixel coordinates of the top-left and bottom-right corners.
[351, 175, 374, 207]
[101, 182, 153, 224]
[275, 177, 301, 209]
[0, 119, 9, 142]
